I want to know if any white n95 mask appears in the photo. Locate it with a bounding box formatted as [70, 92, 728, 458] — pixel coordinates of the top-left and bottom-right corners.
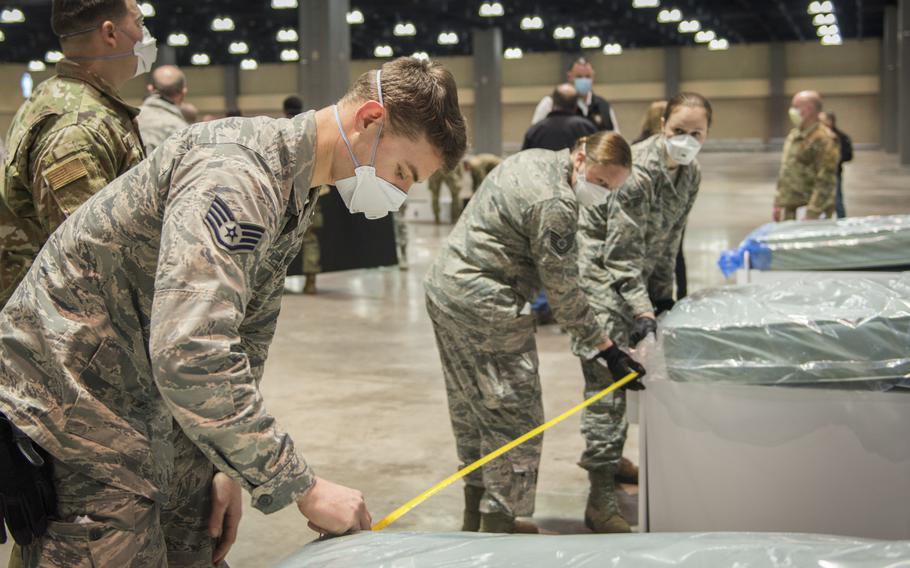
[664, 134, 702, 166]
[133, 26, 158, 77]
[574, 161, 611, 207]
[333, 70, 407, 220]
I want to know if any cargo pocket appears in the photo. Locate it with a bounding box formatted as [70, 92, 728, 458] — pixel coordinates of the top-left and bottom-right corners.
[63, 389, 152, 469]
[478, 349, 540, 410]
[509, 465, 539, 517]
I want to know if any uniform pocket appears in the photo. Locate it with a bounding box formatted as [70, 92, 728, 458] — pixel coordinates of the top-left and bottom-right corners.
[478, 350, 540, 410]
[63, 389, 152, 468]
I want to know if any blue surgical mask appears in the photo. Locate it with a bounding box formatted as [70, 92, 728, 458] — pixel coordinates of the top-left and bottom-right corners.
[574, 77, 593, 96]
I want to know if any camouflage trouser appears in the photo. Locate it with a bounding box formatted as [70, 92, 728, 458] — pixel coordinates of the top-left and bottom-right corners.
[18, 432, 224, 568]
[427, 298, 542, 518]
[393, 203, 408, 259]
[578, 358, 627, 474]
[781, 205, 836, 221]
[428, 177, 460, 223]
[302, 202, 323, 275]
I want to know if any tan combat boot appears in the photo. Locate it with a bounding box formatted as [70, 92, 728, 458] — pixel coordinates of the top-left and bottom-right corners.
[584, 469, 631, 533]
[615, 457, 639, 485]
[462, 484, 484, 531]
[480, 512, 539, 534]
[303, 274, 317, 295]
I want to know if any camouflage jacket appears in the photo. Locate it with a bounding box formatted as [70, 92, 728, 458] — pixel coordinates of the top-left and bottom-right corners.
[137, 94, 190, 154]
[0, 60, 145, 309]
[577, 135, 700, 342]
[465, 153, 502, 195]
[424, 149, 603, 357]
[0, 113, 321, 514]
[774, 121, 840, 216]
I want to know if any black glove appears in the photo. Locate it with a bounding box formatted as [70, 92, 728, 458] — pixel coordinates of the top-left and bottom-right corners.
[597, 345, 646, 391]
[0, 414, 56, 546]
[654, 298, 675, 316]
[629, 316, 658, 347]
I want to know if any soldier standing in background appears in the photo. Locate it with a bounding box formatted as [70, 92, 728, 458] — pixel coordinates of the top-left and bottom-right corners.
[0, 58, 466, 565]
[427, 167, 462, 224]
[462, 153, 502, 209]
[576, 93, 712, 533]
[137, 64, 190, 153]
[0, 0, 153, 310]
[773, 90, 840, 221]
[424, 131, 643, 535]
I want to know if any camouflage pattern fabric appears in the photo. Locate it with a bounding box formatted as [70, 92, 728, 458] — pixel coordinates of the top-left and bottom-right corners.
[425, 148, 603, 357]
[774, 121, 840, 219]
[137, 94, 190, 154]
[464, 154, 502, 197]
[393, 201, 408, 264]
[20, 432, 225, 567]
[426, 299, 542, 517]
[576, 134, 700, 471]
[0, 60, 145, 310]
[301, 201, 323, 275]
[0, 113, 323, 568]
[427, 168, 461, 223]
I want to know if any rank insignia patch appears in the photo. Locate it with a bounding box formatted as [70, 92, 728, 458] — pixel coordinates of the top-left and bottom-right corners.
[548, 230, 575, 256]
[205, 195, 265, 253]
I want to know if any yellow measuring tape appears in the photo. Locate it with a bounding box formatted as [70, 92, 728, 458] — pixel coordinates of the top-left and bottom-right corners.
[372, 371, 639, 531]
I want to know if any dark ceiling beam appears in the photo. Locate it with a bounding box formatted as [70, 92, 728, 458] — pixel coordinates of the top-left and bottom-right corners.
[857, 0, 864, 39]
[776, 1, 806, 41]
[735, 0, 778, 41]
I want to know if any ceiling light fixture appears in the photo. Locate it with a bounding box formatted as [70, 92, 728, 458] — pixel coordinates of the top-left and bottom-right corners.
[27, 60, 45, 72]
[553, 26, 575, 40]
[280, 49, 299, 61]
[694, 30, 716, 43]
[228, 41, 249, 55]
[346, 9, 364, 24]
[211, 17, 235, 32]
[277, 28, 298, 42]
[271, 0, 297, 8]
[603, 43, 623, 55]
[167, 32, 188, 47]
[657, 8, 682, 23]
[138, 3, 155, 17]
[580, 35, 602, 49]
[374, 44, 393, 57]
[808, 1, 834, 15]
[437, 31, 459, 45]
[394, 22, 416, 36]
[479, 2, 504, 17]
[678, 19, 701, 33]
[633, 0, 660, 7]
[520, 16, 543, 30]
[0, 8, 25, 23]
[191, 53, 211, 66]
[504, 47, 523, 59]
[44, 50, 64, 63]
[240, 58, 258, 71]
[412, 51, 430, 61]
[708, 38, 729, 51]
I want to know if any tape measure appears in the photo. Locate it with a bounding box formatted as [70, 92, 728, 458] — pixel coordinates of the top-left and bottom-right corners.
[372, 371, 640, 531]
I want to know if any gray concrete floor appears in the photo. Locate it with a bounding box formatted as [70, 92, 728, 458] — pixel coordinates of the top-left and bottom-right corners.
[1, 151, 908, 567]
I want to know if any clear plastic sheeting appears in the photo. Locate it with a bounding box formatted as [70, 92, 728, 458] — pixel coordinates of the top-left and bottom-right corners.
[275, 531, 910, 568]
[659, 274, 910, 389]
[718, 215, 910, 276]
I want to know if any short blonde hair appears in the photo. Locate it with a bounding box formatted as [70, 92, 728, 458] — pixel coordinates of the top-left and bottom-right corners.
[574, 131, 632, 169]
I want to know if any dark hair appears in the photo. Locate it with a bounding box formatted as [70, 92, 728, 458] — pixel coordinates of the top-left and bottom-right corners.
[52, 0, 129, 37]
[570, 57, 591, 70]
[823, 111, 837, 127]
[551, 85, 576, 113]
[283, 95, 303, 117]
[574, 131, 632, 170]
[342, 57, 468, 172]
[664, 92, 713, 128]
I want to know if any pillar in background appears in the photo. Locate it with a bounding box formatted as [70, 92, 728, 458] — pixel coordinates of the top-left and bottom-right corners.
[882, 6, 899, 153]
[223, 64, 239, 113]
[664, 46, 681, 99]
[298, 0, 350, 111]
[768, 42, 788, 144]
[472, 27, 503, 155]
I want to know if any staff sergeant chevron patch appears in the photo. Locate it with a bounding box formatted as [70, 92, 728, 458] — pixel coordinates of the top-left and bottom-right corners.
[205, 195, 266, 253]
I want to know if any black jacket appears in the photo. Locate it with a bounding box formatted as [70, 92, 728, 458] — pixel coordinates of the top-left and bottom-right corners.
[580, 93, 616, 131]
[833, 128, 853, 175]
[522, 110, 599, 152]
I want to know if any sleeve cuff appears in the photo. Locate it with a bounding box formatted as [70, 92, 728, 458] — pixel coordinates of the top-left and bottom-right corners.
[249, 452, 316, 514]
[628, 296, 654, 318]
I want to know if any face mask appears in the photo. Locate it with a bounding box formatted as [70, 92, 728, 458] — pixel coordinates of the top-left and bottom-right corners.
[574, 160, 611, 207]
[333, 70, 407, 220]
[574, 77, 593, 96]
[788, 107, 803, 128]
[664, 134, 702, 166]
[61, 24, 157, 78]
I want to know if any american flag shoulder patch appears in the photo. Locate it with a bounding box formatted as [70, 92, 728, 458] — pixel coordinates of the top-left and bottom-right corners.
[204, 195, 266, 253]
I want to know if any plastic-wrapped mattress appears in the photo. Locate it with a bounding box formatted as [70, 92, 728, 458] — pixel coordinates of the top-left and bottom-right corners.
[660, 274, 910, 389]
[275, 532, 910, 567]
[718, 215, 910, 276]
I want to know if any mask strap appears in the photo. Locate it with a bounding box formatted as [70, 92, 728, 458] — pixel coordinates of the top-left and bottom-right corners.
[58, 25, 99, 39]
[333, 105, 362, 168]
[367, 69, 384, 167]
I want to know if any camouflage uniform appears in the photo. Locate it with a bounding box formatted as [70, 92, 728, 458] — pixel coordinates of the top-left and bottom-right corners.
[464, 154, 502, 198]
[302, 199, 324, 276]
[137, 93, 190, 154]
[774, 121, 840, 220]
[0, 60, 145, 310]
[576, 134, 700, 475]
[424, 149, 604, 518]
[0, 113, 322, 565]
[426, 168, 461, 223]
[393, 201, 409, 268]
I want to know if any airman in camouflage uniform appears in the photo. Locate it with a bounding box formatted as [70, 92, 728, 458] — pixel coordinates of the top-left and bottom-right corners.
[463, 153, 502, 199]
[0, 114, 333, 566]
[427, 167, 461, 224]
[393, 202, 409, 269]
[0, 59, 146, 310]
[425, 146, 638, 534]
[137, 94, 189, 154]
[577, 133, 701, 532]
[774, 122, 839, 220]
[301, 187, 328, 294]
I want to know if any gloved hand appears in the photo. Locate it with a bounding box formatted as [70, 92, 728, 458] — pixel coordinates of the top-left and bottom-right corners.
[629, 316, 658, 347]
[0, 415, 57, 546]
[597, 345, 646, 391]
[654, 299, 675, 316]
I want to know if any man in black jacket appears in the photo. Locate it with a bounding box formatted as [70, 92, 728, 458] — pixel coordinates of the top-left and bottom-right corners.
[522, 83, 598, 151]
[530, 58, 621, 133]
[820, 111, 853, 218]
